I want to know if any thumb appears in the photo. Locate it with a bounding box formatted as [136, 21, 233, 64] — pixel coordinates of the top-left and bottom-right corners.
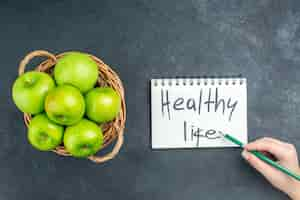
[242, 150, 280, 182]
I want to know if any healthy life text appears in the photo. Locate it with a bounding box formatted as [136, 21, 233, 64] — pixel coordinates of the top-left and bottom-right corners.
[160, 87, 238, 121]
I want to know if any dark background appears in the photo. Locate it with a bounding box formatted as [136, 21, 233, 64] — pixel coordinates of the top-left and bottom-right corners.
[1, 0, 300, 199]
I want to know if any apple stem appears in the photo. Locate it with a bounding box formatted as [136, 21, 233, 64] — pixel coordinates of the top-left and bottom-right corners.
[24, 79, 34, 87]
[25, 80, 31, 84]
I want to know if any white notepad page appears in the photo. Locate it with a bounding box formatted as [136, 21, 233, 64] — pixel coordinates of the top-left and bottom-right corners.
[151, 78, 247, 149]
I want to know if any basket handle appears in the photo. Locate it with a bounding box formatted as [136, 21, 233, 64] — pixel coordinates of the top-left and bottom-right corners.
[89, 129, 124, 163]
[18, 50, 56, 75]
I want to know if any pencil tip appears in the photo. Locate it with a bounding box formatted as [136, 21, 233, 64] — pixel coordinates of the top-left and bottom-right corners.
[218, 131, 226, 137]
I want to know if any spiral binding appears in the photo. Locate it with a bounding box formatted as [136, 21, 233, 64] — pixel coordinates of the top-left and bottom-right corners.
[152, 76, 245, 87]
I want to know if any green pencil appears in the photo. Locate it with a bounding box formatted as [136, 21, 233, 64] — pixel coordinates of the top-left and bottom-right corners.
[221, 133, 300, 181]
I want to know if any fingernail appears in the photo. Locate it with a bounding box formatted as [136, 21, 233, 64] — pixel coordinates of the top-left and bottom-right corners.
[242, 151, 250, 160]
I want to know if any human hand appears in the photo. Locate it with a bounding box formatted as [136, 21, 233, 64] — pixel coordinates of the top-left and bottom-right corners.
[241, 137, 300, 200]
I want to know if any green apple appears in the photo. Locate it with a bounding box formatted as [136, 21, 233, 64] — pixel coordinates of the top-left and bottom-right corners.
[54, 52, 98, 93]
[28, 113, 64, 151]
[45, 85, 85, 125]
[12, 71, 55, 114]
[63, 119, 103, 157]
[85, 87, 121, 123]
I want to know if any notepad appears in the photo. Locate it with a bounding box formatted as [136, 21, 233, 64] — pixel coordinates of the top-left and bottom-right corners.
[151, 78, 247, 149]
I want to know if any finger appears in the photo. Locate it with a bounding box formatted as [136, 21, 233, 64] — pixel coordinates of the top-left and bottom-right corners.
[262, 138, 296, 150]
[261, 137, 286, 146]
[244, 138, 287, 160]
[242, 150, 280, 182]
[246, 137, 285, 147]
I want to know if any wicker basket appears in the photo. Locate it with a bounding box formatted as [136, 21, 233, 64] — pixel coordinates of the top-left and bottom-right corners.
[18, 50, 126, 163]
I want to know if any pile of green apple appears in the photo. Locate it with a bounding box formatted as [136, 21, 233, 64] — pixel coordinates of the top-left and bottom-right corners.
[12, 52, 121, 158]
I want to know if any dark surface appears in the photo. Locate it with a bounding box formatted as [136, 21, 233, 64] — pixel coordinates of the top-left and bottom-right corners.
[1, 0, 300, 199]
